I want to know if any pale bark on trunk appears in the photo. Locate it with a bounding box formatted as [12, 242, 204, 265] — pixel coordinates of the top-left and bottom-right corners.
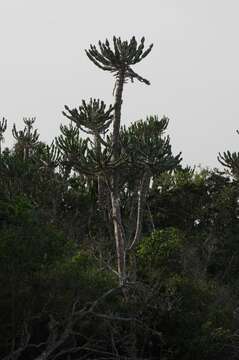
[112, 71, 124, 156]
[110, 70, 151, 284]
[94, 134, 103, 211]
[111, 191, 126, 285]
[111, 70, 126, 285]
[129, 171, 151, 250]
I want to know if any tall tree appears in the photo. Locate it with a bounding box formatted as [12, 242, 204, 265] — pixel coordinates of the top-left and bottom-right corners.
[61, 37, 181, 285]
[85, 37, 153, 284]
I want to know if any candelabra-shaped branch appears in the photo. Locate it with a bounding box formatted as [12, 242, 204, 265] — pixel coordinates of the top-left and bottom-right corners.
[218, 129, 239, 179]
[12, 117, 39, 160]
[86, 37, 153, 159]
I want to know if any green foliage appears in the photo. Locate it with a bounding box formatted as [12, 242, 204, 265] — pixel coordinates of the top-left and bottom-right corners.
[218, 129, 239, 179]
[137, 227, 184, 274]
[0, 195, 73, 272]
[159, 276, 234, 360]
[63, 98, 114, 135]
[120, 116, 182, 175]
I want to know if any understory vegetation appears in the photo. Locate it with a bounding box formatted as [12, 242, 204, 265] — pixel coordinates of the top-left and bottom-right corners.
[1, 37, 239, 359]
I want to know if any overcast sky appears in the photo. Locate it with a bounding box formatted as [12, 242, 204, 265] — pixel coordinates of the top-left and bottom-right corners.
[0, 0, 239, 168]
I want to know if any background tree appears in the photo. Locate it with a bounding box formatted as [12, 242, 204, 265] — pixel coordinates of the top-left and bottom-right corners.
[12, 117, 39, 160]
[0, 117, 7, 155]
[218, 129, 239, 179]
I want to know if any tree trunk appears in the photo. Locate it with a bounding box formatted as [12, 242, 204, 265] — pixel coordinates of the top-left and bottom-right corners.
[111, 191, 126, 285]
[112, 71, 125, 157]
[129, 170, 151, 250]
[111, 70, 126, 285]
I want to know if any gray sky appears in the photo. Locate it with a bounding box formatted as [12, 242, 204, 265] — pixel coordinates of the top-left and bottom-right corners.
[0, 0, 239, 168]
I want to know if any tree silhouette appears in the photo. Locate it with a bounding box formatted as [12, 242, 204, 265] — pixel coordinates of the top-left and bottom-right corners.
[218, 130, 239, 178]
[12, 117, 39, 160]
[61, 36, 181, 285]
[85, 37, 154, 284]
